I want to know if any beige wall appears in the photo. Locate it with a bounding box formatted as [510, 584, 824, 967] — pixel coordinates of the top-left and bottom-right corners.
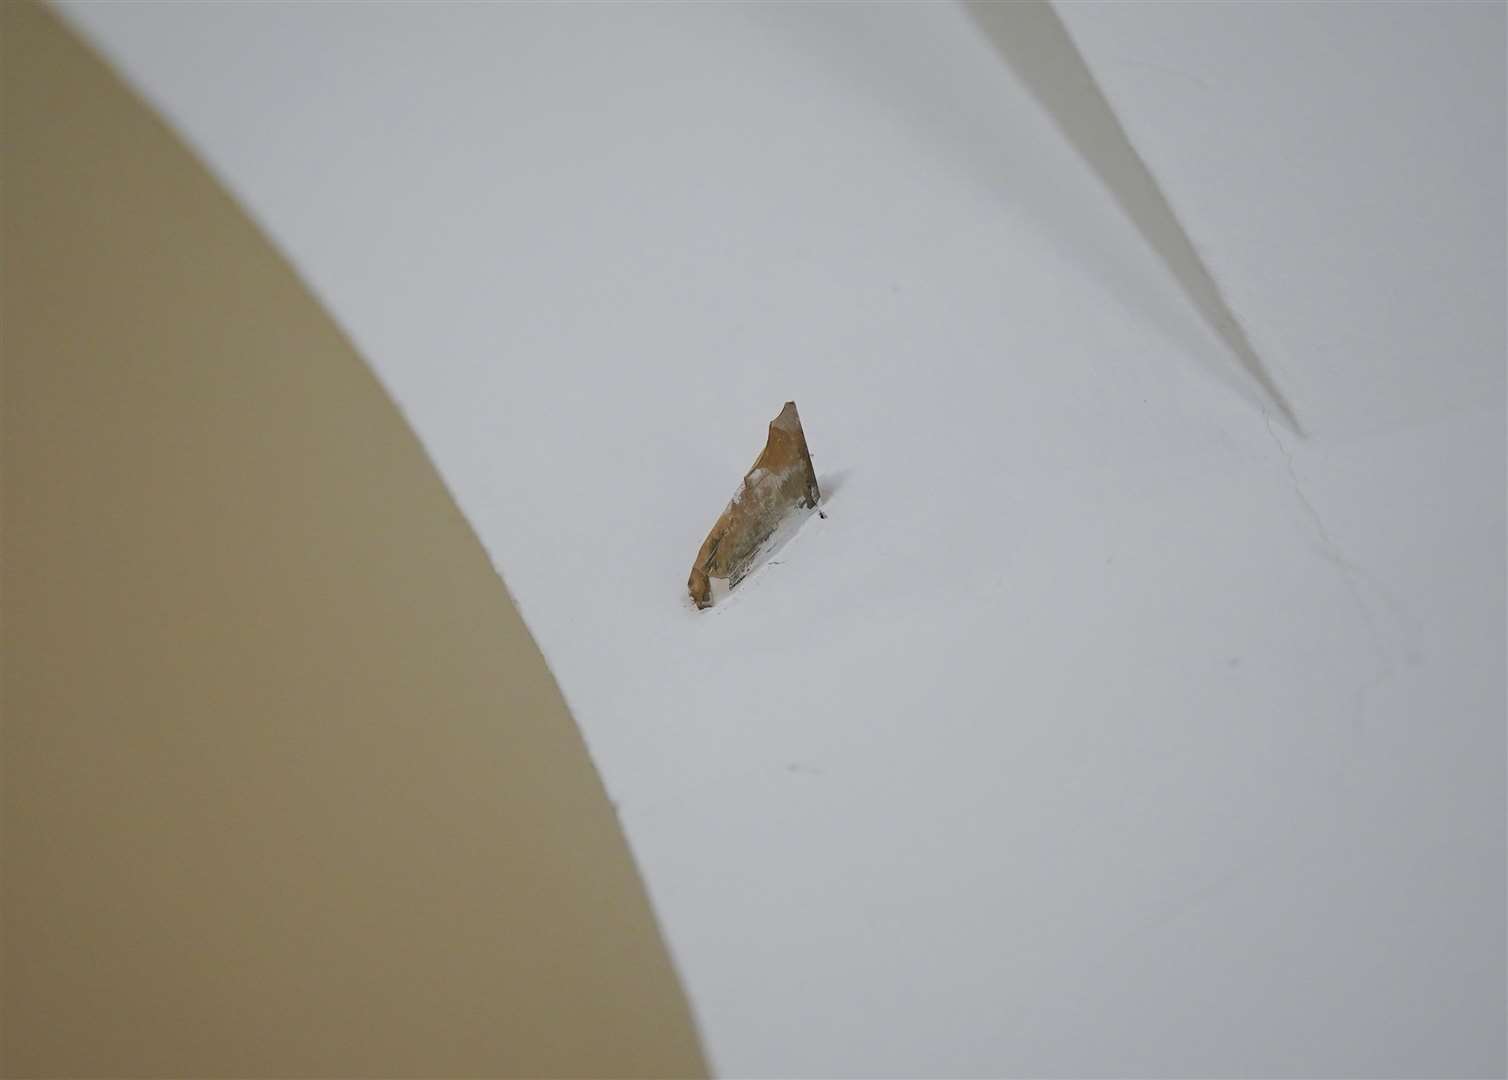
[0, 4, 705, 1075]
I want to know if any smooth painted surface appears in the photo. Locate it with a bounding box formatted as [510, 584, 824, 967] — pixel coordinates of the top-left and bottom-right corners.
[2, 4, 706, 1075]
[1056, 0, 1506, 438]
[56, 2, 1505, 1075]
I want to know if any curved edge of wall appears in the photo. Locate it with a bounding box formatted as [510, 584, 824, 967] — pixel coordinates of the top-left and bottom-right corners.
[0, 4, 707, 1075]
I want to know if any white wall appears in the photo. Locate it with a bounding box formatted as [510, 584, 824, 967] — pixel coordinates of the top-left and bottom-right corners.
[61, 2, 1505, 1074]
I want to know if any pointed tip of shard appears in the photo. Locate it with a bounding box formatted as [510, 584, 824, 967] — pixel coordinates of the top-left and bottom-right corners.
[689, 402, 821, 609]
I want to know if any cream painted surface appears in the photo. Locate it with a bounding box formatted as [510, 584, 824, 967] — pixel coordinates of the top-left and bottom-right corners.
[2, 5, 705, 1074]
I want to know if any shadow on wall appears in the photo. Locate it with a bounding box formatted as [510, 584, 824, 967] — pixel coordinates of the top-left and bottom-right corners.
[961, 0, 1302, 433]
